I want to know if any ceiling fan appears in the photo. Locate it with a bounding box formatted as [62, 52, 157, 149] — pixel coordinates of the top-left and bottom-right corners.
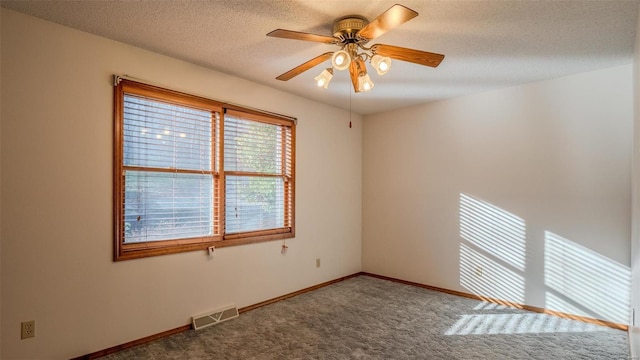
[266, 3, 445, 93]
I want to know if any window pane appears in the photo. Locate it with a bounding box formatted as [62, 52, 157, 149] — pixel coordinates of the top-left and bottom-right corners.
[224, 115, 281, 174]
[123, 95, 212, 171]
[225, 176, 284, 234]
[124, 171, 213, 243]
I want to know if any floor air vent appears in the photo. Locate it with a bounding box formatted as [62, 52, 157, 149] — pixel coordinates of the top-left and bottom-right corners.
[192, 304, 239, 330]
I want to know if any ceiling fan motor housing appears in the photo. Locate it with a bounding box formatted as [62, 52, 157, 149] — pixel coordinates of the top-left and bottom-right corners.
[333, 16, 368, 42]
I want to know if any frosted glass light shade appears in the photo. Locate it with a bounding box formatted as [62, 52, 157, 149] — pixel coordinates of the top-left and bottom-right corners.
[357, 73, 374, 92]
[331, 50, 351, 71]
[314, 68, 334, 89]
[371, 55, 391, 75]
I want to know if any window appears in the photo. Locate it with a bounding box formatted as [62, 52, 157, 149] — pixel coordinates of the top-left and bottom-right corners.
[114, 79, 295, 260]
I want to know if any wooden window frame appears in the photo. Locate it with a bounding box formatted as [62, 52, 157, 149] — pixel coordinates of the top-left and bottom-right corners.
[114, 78, 295, 261]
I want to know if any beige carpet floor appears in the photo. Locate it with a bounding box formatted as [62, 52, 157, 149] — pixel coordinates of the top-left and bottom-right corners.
[102, 275, 629, 359]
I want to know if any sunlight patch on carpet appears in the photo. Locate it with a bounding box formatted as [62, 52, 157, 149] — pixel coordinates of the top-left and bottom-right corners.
[445, 313, 606, 335]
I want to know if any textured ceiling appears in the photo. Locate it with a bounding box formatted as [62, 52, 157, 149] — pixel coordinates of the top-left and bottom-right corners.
[2, 0, 638, 115]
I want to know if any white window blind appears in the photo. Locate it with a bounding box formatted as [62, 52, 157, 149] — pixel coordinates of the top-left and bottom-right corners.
[122, 94, 217, 243]
[115, 78, 295, 260]
[224, 112, 293, 234]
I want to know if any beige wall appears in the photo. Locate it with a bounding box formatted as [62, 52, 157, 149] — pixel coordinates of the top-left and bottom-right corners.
[631, 2, 640, 356]
[1, 5, 637, 359]
[0, 9, 362, 359]
[363, 65, 633, 325]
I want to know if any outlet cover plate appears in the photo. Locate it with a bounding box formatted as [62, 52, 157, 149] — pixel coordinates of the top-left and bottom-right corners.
[21, 320, 35, 339]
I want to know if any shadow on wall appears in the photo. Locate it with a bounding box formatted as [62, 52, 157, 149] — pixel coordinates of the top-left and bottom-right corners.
[457, 193, 631, 331]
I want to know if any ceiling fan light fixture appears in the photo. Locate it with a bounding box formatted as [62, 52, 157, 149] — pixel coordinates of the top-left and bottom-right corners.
[357, 73, 374, 92]
[314, 68, 334, 89]
[268, 4, 445, 92]
[332, 50, 351, 71]
[371, 55, 392, 75]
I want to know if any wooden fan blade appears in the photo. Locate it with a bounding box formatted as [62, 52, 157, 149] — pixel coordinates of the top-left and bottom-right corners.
[357, 4, 418, 40]
[267, 29, 337, 44]
[349, 59, 359, 93]
[276, 52, 334, 81]
[372, 44, 445, 68]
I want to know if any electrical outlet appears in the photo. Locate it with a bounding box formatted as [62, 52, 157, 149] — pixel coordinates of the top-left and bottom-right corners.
[21, 320, 35, 339]
[316, 258, 321, 268]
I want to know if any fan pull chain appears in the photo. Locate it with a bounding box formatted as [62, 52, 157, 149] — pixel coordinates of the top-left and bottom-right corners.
[349, 83, 352, 128]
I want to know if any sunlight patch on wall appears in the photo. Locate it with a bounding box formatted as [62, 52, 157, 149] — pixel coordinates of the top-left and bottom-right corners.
[460, 243, 525, 304]
[544, 231, 631, 324]
[445, 313, 607, 335]
[459, 194, 526, 304]
[459, 194, 526, 271]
